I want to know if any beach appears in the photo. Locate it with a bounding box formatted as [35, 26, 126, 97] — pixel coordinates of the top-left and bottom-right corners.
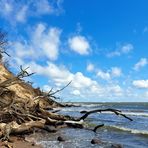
[0, 136, 42, 148]
[28, 102, 148, 148]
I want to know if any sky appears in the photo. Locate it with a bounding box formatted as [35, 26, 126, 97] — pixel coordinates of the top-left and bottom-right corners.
[0, 0, 148, 102]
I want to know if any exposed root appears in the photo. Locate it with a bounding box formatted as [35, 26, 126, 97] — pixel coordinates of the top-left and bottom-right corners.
[0, 65, 133, 142]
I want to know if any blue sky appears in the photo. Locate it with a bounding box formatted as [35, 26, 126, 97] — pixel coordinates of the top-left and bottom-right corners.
[0, 0, 148, 102]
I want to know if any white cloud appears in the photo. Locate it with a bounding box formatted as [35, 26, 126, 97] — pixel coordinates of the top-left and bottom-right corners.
[121, 44, 133, 53]
[43, 85, 52, 92]
[16, 5, 28, 22]
[10, 55, 126, 100]
[68, 35, 90, 55]
[72, 72, 94, 88]
[71, 90, 81, 96]
[13, 42, 34, 58]
[32, 23, 61, 60]
[107, 43, 133, 57]
[87, 63, 94, 72]
[11, 23, 61, 62]
[97, 70, 111, 80]
[0, 0, 13, 16]
[111, 67, 122, 77]
[107, 51, 120, 57]
[3, 1, 13, 14]
[133, 80, 148, 89]
[27, 62, 72, 87]
[0, 0, 63, 24]
[25, 61, 106, 98]
[96, 67, 122, 80]
[133, 58, 148, 71]
[33, 0, 54, 15]
[108, 85, 123, 97]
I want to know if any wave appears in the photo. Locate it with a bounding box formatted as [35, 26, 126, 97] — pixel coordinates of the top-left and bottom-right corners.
[98, 111, 148, 117]
[106, 125, 148, 136]
[81, 104, 103, 107]
[123, 112, 148, 117]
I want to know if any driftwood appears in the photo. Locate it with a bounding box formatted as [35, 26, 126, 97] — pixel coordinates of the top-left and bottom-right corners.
[0, 119, 45, 140]
[93, 124, 104, 132]
[0, 65, 133, 142]
[79, 108, 133, 121]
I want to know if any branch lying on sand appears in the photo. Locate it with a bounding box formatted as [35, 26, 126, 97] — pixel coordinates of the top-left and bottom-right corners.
[0, 119, 46, 140]
[79, 108, 133, 121]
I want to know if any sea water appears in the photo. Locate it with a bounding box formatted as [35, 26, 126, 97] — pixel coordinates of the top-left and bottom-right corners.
[34, 102, 148, 148]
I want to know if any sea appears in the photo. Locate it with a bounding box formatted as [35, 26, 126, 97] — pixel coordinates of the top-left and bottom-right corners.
[30, 102, 148, 148]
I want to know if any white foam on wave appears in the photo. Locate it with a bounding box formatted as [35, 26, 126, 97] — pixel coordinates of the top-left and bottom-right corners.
[81, 104, 103, 107]
[100, 111, 148, 117]
[123, 112, 148, 117]
[107, 125, 148, 135]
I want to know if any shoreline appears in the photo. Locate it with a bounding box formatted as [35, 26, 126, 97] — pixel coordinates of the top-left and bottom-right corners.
[23, 127, 123, 148]
[0, 136, 42, 148]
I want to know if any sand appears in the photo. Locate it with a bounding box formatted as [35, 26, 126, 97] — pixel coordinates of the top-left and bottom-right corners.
[0, 136, 42, 148]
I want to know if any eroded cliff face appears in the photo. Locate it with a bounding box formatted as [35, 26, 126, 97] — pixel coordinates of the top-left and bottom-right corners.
[0, 64, 38, 106]
[0, 64, 63, 109]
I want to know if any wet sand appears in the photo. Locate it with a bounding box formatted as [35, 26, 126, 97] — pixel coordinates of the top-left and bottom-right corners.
[0, 136, 42, 148]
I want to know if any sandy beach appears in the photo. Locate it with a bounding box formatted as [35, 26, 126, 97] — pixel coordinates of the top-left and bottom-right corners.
[0, 136, 42, 148]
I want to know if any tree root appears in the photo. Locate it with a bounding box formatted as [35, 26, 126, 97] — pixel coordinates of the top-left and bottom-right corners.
[0, 65, 133, 142]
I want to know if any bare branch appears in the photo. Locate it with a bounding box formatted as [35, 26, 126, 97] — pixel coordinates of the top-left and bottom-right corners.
[0, 66, 34, 89]
[49, 81, 72, 96]
[79, 108, 133, 121]
[0, 29, 9, 59]
[93, 124, 104, 132]
[17, 65, 35, 79]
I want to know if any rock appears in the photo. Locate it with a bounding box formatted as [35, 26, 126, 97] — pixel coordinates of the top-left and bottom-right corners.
[31, 142, 35, 146]
[57, 136, 65, 142]
[110, 144, 123, 148]
[91, 138, 102, 144]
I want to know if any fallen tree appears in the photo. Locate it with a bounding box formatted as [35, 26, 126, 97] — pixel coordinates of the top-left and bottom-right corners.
[0, 64, 133, 142]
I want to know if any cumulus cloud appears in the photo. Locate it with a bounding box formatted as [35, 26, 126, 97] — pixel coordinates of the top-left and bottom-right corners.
[107, 43, 133, 57]
[71, 90, 81, 96]
[97, 70, 111, 80]
[11, 23, 61, 63]
[0, 0, 63, 24]
[25, 61, 104, 96]
[68, 35, 90, 55]
[111, 67, 122, 77]
[121, 44, 133, 53]
[133, 58, 148, 71]
[96, 67, 122, 80]
[26, 61, 125, 100]
[108, 85, 123, 97]
[32, 23, 61, 60]
[86, 63, 94, 72]
[133, 80, 148, 89]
